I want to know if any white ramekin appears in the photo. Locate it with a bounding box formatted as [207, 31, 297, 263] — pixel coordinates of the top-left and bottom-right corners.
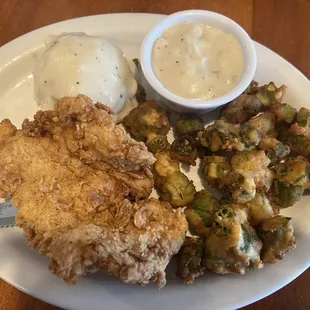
[140, 10, 257, 113]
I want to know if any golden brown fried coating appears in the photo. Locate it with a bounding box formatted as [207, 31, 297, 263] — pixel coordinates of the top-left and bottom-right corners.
[23, 96, 155, 174]
[145, 132, 169, 154]
[270, 103, 297, 124]
[176, 115, 204, 136]
[258, 137, 290, 166]
[202, 151, 273, 204]
[258, 216, 297, 264]
[231, 193, 276, 226]
[284, 107, 310, 156]
[231, 150, 274, 203]
[255, 82, 287, 106]
[221, 82, 287, 125]
[176, 237, 205, 284]
[220, 94, 262, 124]
[204, 223, 263, 274]
[199, 113, 276, 153]
[0, 95, 188, 287]
[271, 157, 310, 208]
[202, 155, 234, 189]
[198, 120, 244, 152]
[241, 112, 276, 150]
[153, 152, 196, 207]
[185, 190, 220, 237]
[171, 135, 198, 166]
[123, 100, 170, 141]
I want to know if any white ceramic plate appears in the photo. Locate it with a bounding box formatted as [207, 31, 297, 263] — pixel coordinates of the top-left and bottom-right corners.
[0, 13, 309, 310]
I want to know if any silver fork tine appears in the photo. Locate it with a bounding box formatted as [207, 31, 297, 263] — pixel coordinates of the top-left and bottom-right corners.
[0, 224, 16, 228]
[0, 201, 17, 228]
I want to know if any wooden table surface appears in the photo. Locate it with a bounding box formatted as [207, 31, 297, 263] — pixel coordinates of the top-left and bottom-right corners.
[0, 0, 309, 309]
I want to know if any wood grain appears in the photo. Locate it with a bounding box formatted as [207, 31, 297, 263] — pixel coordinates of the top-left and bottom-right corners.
[252, 0, 310, 78]
[0, 0, 309, 309]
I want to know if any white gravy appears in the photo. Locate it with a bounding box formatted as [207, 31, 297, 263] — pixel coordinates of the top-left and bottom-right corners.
[152, 22, 244, 100]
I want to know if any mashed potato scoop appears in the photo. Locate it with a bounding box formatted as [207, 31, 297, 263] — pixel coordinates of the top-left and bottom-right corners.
[33, 32, 138, 121]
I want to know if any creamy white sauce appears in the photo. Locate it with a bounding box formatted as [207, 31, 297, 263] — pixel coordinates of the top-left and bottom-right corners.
[152, 22, 244, 100]
[33, 32, 138, 121]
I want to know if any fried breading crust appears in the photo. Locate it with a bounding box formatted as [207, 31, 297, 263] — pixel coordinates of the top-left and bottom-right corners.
[0, 95, 187, 287]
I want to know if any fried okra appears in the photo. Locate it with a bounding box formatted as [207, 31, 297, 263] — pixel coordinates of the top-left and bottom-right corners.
[295, 107, 310, 127]
[176, 237, 205, 284]
[271, 157, 310, 208]
[204, 222, 263, 274]
[284, 107, 310, 156]
[285, 133, 310, 157]
[153, 152, 195, 207]
[221, 82, 287, 125]
[123, 100, 170, 141]
[145, 133, 169, 153]
[258, 137, 290, 166]
[199, 113, 275, 153]
[231, 193, 276, 226]
[270, 103, 297, 125]
[231, 150, 274, 203]
[198, 120, 244, 152]
[171, 135, 198, 166]
[176, 115, 204, 136]
[185, 190, 220, 237]
[258, 216, 297, 264]
[241, 112, 276, 150]
[213, 206, 238, 227]
[244, 80, 259, 95]
[220, 94, 262, 124]
[246, 193, 276, 226]
[202, 155, 233, 189]
[202, 151, 273, 204]
[255, 82, 287, 107]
